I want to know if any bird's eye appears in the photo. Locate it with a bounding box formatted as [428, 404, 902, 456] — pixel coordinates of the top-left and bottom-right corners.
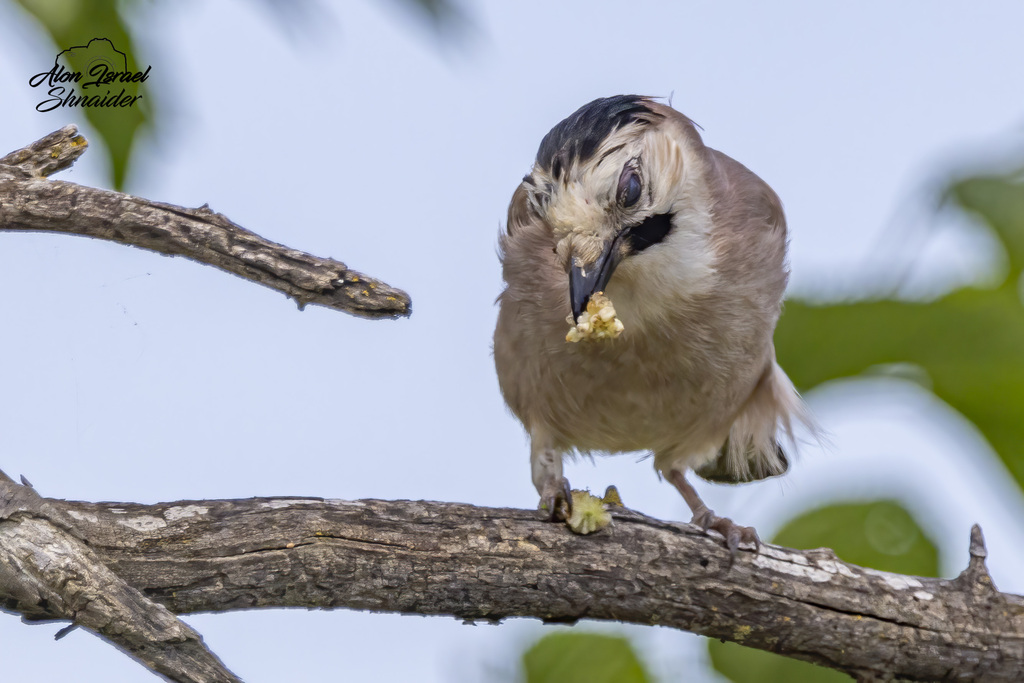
[618, 170, 642, 208]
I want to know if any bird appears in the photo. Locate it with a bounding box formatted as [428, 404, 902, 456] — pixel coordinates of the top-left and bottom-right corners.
[493, 95, 812, 554]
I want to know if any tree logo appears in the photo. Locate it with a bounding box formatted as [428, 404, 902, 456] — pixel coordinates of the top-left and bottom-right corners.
[28, 38, 151, 113]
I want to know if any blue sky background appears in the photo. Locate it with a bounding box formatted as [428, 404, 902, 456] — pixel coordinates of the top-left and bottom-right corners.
[2, 1, 1024, 680]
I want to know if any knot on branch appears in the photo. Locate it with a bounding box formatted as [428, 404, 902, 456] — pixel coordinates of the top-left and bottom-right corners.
[955, 523, 998, 595]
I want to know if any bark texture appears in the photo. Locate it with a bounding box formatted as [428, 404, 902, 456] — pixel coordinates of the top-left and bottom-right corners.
[1, 472, 1022, 682]
[0, 125, 411, 318]
[0, 472, 241, 682]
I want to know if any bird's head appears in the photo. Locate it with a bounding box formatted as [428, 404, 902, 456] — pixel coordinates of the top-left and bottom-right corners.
[523, 95, 716, 322]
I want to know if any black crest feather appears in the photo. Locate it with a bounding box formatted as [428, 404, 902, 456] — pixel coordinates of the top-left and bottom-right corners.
[536, 95, 657, 179]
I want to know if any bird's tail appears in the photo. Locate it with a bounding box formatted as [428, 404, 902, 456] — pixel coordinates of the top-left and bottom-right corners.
[695, 360, 817, 484]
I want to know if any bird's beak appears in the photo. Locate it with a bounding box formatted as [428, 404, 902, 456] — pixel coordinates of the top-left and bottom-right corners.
[569, 235, 625, 321]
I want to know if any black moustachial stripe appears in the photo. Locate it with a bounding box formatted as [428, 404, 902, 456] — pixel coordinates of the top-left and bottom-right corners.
[536, 95, 658, 179]
[626, 213, 673, 253]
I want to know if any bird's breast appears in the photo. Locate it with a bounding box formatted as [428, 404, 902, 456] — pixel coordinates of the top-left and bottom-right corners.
[495, 294, 769, 457]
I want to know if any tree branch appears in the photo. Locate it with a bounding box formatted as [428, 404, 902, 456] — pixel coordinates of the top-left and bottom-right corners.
[1, 473, 1021, 682]
[0, 126, 411, 319]
[0, 471, 240, 682]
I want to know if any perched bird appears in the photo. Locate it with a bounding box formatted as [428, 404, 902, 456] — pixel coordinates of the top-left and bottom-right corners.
[494, 95, 812, 553]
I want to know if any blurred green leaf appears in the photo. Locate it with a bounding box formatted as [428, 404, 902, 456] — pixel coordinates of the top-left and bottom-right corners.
[709, 640, 847, 683]
[12, 0, 474, 190]
[953, 171, 1024, 281]
[777, 285, 1024, 486]
[710, 501, 938, 683]
[773, 168, 1024, 489]
[773, 500, 939, 575]
[16, 0, 151, 190]
[523, 632, 653, 683]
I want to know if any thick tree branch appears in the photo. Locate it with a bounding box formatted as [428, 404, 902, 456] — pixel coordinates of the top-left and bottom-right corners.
[1, 473, 1021, 682]
[0, 126, 411, 319]
[0, 471, 240, 682]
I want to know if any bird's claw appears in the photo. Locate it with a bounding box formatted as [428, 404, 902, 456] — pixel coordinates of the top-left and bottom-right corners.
[691, 509, 760, 559]
[539, 477, 573, 521]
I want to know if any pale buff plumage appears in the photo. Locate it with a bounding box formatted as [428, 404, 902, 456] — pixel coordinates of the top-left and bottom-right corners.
[494, 96, 812, 550]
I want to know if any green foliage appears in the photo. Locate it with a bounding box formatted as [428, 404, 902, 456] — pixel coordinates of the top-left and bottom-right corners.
[523, 632, 653, 683]
[710, 500, 939, 682]
[11, 0, 468, 190]
[16, 0, 151, 190]
[775, 169, 1024, 489]
[955, 170, 1024, 280]
[709, 640, 848, 683]
[773, 500, 939, 577]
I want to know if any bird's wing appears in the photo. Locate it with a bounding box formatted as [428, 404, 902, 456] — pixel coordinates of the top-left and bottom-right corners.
[695, 360, 809, 484]
[695, 440, 789, 484]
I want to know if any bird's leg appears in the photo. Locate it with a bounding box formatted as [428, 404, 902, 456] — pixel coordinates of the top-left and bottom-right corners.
[667, 468, 760, 557]
[531, 433, 571, 521]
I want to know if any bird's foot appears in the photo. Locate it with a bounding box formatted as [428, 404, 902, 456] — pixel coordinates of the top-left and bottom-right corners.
[691, 509, 760, 558]
[538, 476, 573, 521]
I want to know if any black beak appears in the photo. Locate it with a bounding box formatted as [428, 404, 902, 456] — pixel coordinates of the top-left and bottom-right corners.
[569, 235, 625, 321]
